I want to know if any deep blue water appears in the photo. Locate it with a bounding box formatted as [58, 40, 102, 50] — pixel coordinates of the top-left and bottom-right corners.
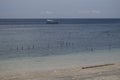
[0, 19, 120, 25]
[0, 24, 120, 60]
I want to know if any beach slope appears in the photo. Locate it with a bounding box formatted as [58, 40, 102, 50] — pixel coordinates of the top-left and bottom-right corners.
[0, 63, 120, 80]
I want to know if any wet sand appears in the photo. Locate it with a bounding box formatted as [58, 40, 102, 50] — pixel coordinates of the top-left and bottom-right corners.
[0, 63, 120, 80]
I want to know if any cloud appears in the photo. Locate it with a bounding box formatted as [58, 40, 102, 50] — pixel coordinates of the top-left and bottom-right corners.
[78, 10, 101, 14]
[45, 11, 54, 15]
[78, 10, 90, 14]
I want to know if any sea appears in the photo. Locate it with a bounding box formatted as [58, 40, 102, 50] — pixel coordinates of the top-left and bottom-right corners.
[0, 19, 120, 73]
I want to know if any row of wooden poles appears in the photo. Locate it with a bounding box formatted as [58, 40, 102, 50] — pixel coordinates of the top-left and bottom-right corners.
[10, 45, 35, 51]
[9, 42, 74, 51]
[9, 42, 112, 52]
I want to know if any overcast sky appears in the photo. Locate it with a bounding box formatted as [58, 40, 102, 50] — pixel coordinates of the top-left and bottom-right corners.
[0, 0, 120, 18]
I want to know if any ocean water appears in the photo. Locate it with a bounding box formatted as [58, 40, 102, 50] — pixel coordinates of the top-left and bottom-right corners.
[0, 19, 120, 25]
[0, 24, 120, 72]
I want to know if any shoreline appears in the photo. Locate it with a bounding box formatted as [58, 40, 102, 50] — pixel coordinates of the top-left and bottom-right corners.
[0, 48, 120, 80]
[0, 62, 120, 80]
[0, 48, 120, 72]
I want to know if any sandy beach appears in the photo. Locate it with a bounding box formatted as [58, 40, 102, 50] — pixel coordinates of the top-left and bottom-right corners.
[0, 48, 120, 80]
[0, 62, 120, 80]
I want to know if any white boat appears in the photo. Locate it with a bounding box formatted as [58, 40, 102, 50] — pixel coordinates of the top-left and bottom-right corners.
[46, 19, 59, 24]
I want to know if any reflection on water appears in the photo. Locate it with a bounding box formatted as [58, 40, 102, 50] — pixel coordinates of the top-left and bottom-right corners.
[0, 24, 120, 59]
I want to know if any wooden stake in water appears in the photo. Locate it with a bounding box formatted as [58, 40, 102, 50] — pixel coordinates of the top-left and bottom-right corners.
[21, 46, 23, 50]
[47, 44, 50, 49]
[109, 44, 112, 51]
[16, 46, 19, 51]
[91, 48, 94, 52]
[32, 45, 35, 49]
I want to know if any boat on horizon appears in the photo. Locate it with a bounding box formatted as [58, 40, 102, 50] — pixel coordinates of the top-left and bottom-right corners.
[46, 19, 59, 24]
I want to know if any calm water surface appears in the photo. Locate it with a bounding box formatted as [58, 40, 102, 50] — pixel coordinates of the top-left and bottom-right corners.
[0, 24, 120, 59]
[0, 24, 120, 72]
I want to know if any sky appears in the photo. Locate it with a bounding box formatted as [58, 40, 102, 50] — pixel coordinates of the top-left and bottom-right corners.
[0, 0, 120, 18]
